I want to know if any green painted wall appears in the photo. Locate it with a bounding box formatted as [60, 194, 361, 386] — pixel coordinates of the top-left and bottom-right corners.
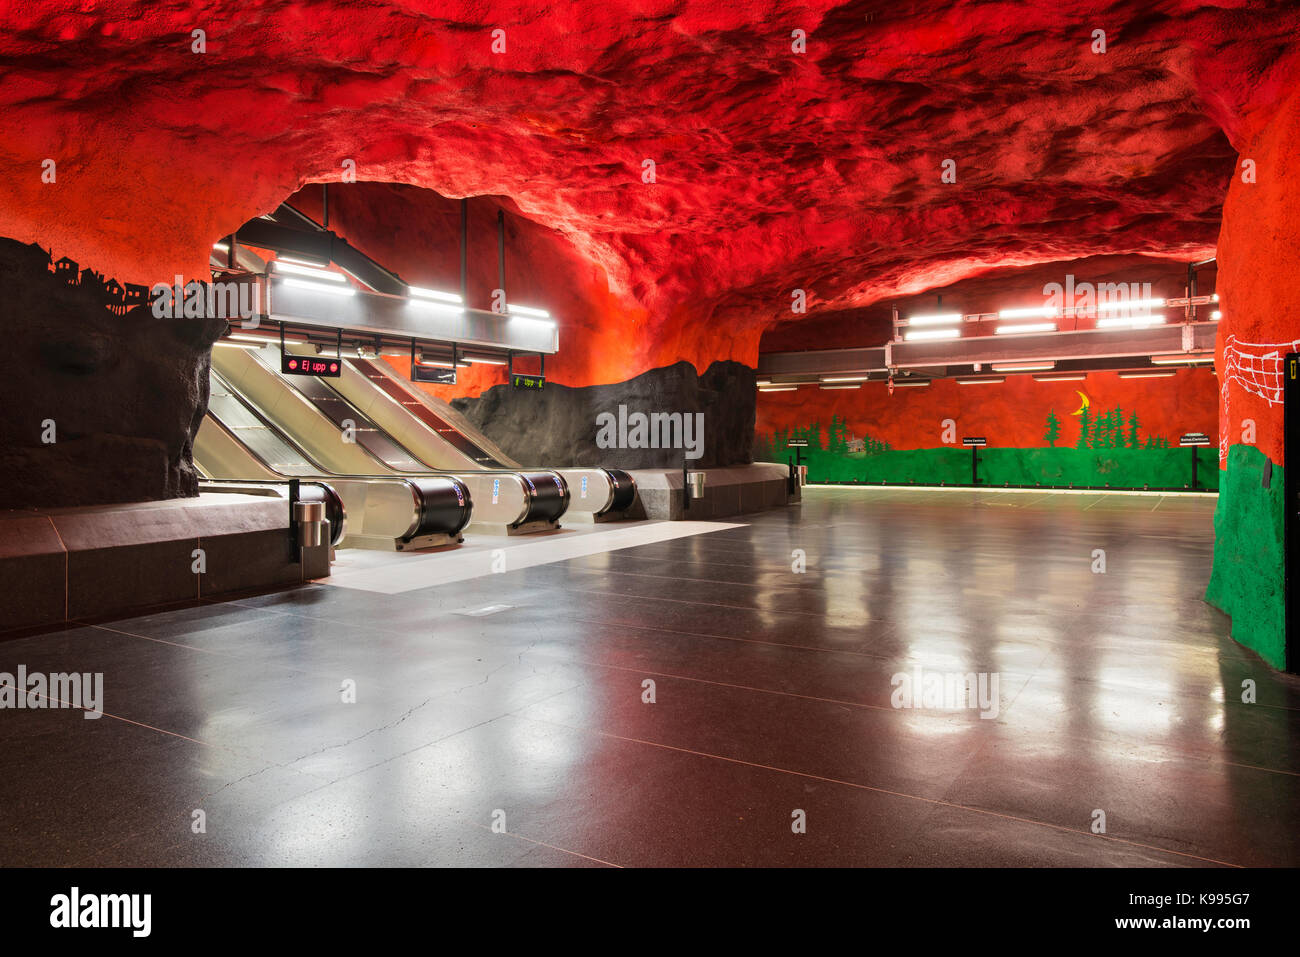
[1205, 444, 1286, 670]
[760, 424, 1218, 491]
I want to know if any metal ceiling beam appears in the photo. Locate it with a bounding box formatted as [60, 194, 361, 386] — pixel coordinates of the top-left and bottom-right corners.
[758, 324, 1217, 381]
[235, 206, 410, 296]
[888, 323, 1217, 369]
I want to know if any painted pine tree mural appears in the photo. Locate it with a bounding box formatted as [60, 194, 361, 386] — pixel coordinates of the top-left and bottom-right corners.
[1076, 406, 1091, 448]
[1044, 409, 1061, 447]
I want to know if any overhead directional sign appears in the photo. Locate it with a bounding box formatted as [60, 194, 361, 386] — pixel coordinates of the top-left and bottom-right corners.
[282, 354, 341, 378]
[962, 437, 987, 447]
[1179, 432, 1212, 447]
[787, 438, 809, 448]
[511, 373, 545, 390]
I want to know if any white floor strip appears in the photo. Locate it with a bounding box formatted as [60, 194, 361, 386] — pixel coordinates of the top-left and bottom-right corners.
[321, 520, 742, 594]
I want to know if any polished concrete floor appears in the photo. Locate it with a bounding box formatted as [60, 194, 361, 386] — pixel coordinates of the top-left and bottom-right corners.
[2, 487, 1298, 867]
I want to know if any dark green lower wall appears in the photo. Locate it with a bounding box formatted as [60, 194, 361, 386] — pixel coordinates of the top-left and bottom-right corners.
[1205, 444, 1286, 670]
[782, 445, 1219, 491]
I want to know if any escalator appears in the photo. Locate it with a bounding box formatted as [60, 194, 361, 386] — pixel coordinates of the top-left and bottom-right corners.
[195, 369, 472, 550]
[331, 354, 636, 519]
[210, 345, 567, 533]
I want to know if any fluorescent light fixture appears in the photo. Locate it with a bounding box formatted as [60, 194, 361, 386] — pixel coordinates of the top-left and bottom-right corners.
[1118, 370, 1176, 379]
[1151, 354, 1214, 365]
[212, 241, 229, 252]
[462, 355, 508, 366]
[1212, 293, 1219, 302]
[415, 355, 455, 368]
[1033, 373, 1087, 382]
[956, 376, 1005, 385]
[904, 328, 961, 341]
[1210, 310, 1222, 320]
[279, 276, 356, 297]
[890, 379, 931, 388]
[408, 286, 463, 303]
[820, 383, 860, 390]
[756, 379, 772, 386]
[408, 298, 465, 315]
[271, 260, 346, 282]
[998, 306, 1057, 319]
[1094, 297, 1165, 313]
[225, 331, 306, 345]
[995, 322, 1057, 335]
[508, 304, 551, 318]
[275, 255, 330, 268]
[1095, 315, 1164, 328]
[507, 314, 558, 334]
[820, 375, 870, 383]
[758, 385, 798, 392]
[991, 361, 1055, 373]
[906, 312, 963, 326]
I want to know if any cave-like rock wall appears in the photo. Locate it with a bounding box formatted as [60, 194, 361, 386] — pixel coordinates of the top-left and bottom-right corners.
[452, 361, 756, 469]
[2, 3, 1298, 384]
[0, 238, 224, 509]
[1205, 80, 1300, 670]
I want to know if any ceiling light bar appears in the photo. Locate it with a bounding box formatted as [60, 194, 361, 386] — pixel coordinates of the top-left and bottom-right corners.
[408, 286, 463, 304]
[508, 304, 551, 318]
[905, 312, 963, 327]
[1095, 315, 1164, 328]
[820, 375, 870, 383]
[890, 379, 931, 388]
[1093, 297, 1166, 314]
[820, 383, 861, 390]
[904, 328, 961, 341]
[991, 361, 1056, 373]
[414, 354, 455, 368]
[956, 376, 1005, 385]
[271, 260, 347, 282]
[994, 322, 1057, 335]
[997, 306, 1058, 319]
[280, 276, 356, 297]
[1210, 310, 1222, 320]
[1150, 354, 1214, 365]
[461, 355, 509, 366]
[1032, 373, 1087, 382]
[1117, 370, 1177, 379]
[758, 385, 799, 392]
[274, 254, 330, 268]
[408, 298, 465, 315]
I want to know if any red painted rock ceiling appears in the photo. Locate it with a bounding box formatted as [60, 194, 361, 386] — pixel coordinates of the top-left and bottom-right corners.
[1, 1, 1299, 381]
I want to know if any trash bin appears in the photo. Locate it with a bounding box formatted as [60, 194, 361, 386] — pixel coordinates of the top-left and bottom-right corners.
[294, 500, 327, 548]
[798, 465, 808, 486]
[687, 471, 707, 499]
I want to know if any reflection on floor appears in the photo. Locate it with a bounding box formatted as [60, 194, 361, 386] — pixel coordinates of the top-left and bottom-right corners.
[2, 488, 1298, 867]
